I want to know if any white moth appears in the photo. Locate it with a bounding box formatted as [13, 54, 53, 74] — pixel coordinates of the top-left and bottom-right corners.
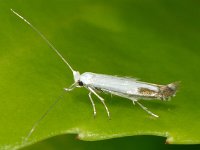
[11, 9, 179, 142]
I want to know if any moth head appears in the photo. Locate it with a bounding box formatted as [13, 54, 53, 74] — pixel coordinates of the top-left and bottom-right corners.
[73, 71, 81, 83]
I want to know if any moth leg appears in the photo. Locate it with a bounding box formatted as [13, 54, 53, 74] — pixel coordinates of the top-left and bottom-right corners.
[88, 87, 111, 119]
[135, 101, 159, 118]
[131, 99, 137, 105]
[64, 82, 77, 91]
[88, 92, 97, 118]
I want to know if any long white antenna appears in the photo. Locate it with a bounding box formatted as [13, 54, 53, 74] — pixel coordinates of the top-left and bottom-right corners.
[11, 9, 75, 73]
[10, 9, 77, 142]
[24, 91, 65, 143]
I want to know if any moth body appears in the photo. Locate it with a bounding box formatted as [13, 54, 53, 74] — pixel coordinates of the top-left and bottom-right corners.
[79, 72, 178, 101]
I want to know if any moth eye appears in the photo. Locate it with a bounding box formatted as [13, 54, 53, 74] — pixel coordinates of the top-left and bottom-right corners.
[78, 81, 84, 86]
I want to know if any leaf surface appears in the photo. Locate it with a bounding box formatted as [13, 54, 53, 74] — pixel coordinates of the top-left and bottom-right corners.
[0, 0, 200, 149]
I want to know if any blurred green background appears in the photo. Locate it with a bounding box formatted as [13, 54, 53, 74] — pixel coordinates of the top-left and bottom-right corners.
[0, 0, 200, 149]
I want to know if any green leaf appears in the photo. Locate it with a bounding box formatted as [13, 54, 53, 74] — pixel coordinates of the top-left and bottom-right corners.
[1, 0, 200, 149]
[21, 135, 200, 150]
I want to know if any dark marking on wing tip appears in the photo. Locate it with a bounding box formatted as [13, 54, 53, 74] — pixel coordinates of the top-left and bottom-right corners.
[160, 81, 180, 100]
[138, 88, 157, 95]
[168, 81, 181, 91]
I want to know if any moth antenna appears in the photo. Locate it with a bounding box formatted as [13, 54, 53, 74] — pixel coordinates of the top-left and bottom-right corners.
[11, 9, 75, 73]
[24, 91, 65, 143]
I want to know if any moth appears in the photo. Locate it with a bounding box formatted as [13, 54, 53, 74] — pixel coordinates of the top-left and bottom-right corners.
[11, 9, 179, 142]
